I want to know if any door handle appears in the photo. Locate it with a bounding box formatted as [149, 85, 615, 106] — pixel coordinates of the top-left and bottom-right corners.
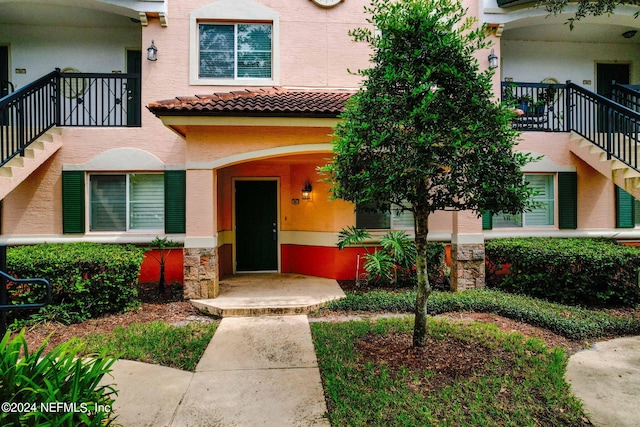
[272, 222, 277, 241]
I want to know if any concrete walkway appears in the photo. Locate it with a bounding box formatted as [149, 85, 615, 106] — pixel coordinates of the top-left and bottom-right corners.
[566, 335, 640, 427]
[104, 315, 330, 427]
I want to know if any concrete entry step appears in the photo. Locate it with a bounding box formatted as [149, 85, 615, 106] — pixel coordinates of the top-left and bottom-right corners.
[190, 273, 346, 317]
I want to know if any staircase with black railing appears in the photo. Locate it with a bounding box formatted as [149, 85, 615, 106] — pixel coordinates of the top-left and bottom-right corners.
[503, 81, 640, 179]
[0, 69, 141, 169]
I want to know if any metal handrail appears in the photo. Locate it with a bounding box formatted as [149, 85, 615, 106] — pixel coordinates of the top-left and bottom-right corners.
[0, 245, 51, 336]
[612, 83, 640, 112]
[0, 270, 51, 336]
[567, 82, 640, 171]
[1, 69, 141, 167]
[0, 270, 51, 310]
[502, 81, 640, 174]
[0, 71, 58, 167]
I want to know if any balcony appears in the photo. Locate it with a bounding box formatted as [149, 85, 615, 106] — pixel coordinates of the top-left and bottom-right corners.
[502, 81, 568, 132]
[1, 69, 141, 168]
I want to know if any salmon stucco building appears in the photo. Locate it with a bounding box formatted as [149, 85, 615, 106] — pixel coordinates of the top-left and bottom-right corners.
[2, 0, 640, 299]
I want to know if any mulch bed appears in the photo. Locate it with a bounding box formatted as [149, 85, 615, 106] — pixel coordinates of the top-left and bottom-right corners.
[356, 331, 513, 393]
[18, 281, 588, 358]
[18, 283, 211, 353]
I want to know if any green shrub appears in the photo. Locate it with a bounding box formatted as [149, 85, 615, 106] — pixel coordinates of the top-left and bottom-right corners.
[485, 237, 640, 307]
[337, 226, 446, 288]
[323, 288, 640, 340]
[7, 243, 145, 324]
[0, 330, 117, 427]
[425, 241, 448, 290]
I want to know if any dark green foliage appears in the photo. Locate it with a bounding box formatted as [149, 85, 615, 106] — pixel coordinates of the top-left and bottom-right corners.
[6, 243, 144, 324]
[320, 0, 534, 346]
[425, 241, 448, 290]
[0, 330, 117, 427]
[337, 226, 371, 250]
[485, 238, 640, 306]
[323, 289, 640, 340]
[542, 0, 638, 29]
[322, 0, 534, 217]
[337, 227, 446, 288]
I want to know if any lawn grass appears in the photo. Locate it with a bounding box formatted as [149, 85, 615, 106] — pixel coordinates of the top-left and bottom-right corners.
[319, 288, 640, 340]
[69, 321, 217, 371]
[311, 316, 589, 427]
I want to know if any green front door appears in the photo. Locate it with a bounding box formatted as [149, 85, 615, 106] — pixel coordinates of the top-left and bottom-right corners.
[235, 180, 278, 271]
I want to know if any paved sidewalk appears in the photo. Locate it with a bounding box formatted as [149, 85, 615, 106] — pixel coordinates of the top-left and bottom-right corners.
[103, 315, 330, 427]
[566, 335, 640, 427]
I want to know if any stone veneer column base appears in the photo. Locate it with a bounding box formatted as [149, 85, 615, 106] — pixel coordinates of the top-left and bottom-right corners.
[450, 243, 485, 292]
[183, 247, 219, 300]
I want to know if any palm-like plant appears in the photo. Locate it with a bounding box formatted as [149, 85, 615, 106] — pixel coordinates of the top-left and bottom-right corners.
[380, 231, 416, 269]
[337, 226, 372, 251]
[363, 250, 395, 286]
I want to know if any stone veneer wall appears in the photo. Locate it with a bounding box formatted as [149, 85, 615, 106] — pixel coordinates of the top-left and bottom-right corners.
[183, 247, 219, 299]
[450, 243, 485, 291]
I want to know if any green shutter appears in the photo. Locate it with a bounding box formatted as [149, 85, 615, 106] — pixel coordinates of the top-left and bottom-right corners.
[482, 211, 493, 230]
[616, 186, 635, 228]
[558, 172, 577, 230]
[164, 170, 186, 234]
[62, 171, 85, 233]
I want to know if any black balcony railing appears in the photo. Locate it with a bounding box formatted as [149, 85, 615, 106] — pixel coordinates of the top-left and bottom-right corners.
[503, 81, 640, 173]
[501, 81, 568, 131]
[0, 69, 141, 167]
[612, 83, 640, 113]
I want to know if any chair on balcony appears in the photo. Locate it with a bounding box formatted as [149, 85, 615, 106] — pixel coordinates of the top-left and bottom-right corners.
[514, 101, 548, 130]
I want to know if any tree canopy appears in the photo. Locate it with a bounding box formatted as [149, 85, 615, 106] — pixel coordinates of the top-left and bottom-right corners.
[541, 0, 640, 27]
[322, 0, 535, 346]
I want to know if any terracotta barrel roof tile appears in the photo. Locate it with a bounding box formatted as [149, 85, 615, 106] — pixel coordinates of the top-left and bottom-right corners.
[148, 88, 355, 118]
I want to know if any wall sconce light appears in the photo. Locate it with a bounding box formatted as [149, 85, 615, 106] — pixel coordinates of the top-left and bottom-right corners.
[301, 180, 312, 200]
[147, 40, 158, 61]
[488, 49, 499, 69]
[623, 30, 637, 39]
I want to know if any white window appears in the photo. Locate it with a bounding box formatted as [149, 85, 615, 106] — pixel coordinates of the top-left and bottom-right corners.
[199, 23, 272, 79]
[356, 203, 414, 230]
[493, 174, 555, 227]
[89, 174, 164, 232]
[190, 0, 279, 85]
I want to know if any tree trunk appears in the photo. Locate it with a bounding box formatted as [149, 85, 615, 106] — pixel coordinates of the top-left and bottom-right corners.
[157, 262, 166, 294]
[413, 210, 431, 347]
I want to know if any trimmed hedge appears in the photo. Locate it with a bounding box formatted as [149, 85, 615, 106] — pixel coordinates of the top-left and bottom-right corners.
[322, 289, 640, 340]
[7, 243, 144, 324]
[485, 237, 640, 307]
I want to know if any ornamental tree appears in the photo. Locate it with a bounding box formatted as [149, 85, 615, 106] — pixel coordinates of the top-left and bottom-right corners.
[321, 0, 535, 347]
